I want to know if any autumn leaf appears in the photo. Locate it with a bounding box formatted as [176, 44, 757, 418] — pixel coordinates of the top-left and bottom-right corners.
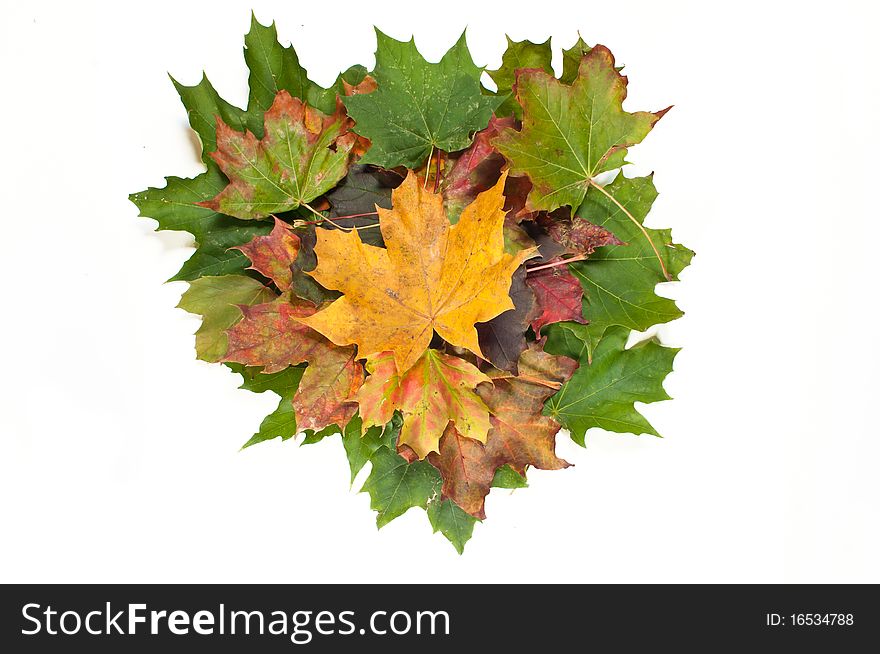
[442, 115, 515, 221]
[200, 91, 357, 219]
[222, 294, 328, 373]
[524, 261, 586, 335]
[428, 425, 495, 519]
[177, 275, 275, 362]
[342, 412, 401, 484]
[560, 36, 593, 84]
[536, 211, 624, 258]
[288, 226, 341, 306]
[130, 161, 273, 282]
[569, 173, 693, 356]
[169, 73, 248, 165]
[487, 37, 552, 119]
[243, 14, 352, 123]
[478, 344, 577, 474]
[300, 172, 536, 374]
[544, 325, 677, 445]
[427, 345, 577, 518]
[226, 363, 304, 449]
[355, 349, 491, 459]
[233, 217, 301, 290]
[343, 30, 502, 169]
[325, 164, 399, 248]
[477, 266, 538, 373]
[293, 345, 364, 432]
[493, 45, 668, 212]
[426, 498, 478, 554]
[361, 445, 441, 527]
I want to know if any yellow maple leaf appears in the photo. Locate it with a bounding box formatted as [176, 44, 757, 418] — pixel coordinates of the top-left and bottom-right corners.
[299, 171, 536, 373]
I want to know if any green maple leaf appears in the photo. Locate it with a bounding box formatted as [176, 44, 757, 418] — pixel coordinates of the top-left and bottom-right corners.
[169, 74, 249, 164]
[341, 412, 401, 485]
[544, 325, 678, 446]
[177, 275, 274, 362]
[487, 36, 552, 119]
[227, 363, 304, 448]
[491, 464, 528, 489]
[130, 168, 273, 281]
[361, 446, 441, 528]
[493, 44, 668, 212]
[243, 14, 341, 125]
[560, 36, 593, 84]
[427, 499, 477, 554]
[343, 30, 502, 169]
[566, 173, 693, 356]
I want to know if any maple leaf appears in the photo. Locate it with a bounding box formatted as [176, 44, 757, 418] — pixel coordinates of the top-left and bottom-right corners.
[223, 294, 365, 431]
[227, 364, 303, 448]
[343, 30, 502, 169]
[361, 445, 441, 527]
[478, 345, 577, 474]
[568, 173, 693, 356]
[177, 275, 275, 362]
[544, 325, 677, 445]
[442, 115, 515, 220]
[487, 37, 552, 119]
[428, 425, 495, 519]
[476, 266, 538, 373]
[560, 36, 593, 84]
[200, 91, 357, 220]
[169, 73, 249, 165]
[243, 14, 355, 124]
[288, 226, 341, 306]
[427, 345, 577, 518]
[325, 165, 400, 248]
[233, 217, 301, 290]
[535, 211, 624, 258]
[342, 412, 401, 485]
[427, 498, 478, 554]
[222, 295, 327, 373]
[355, 349, 491, 459]
[300, 172, 536, 374]
[524, 261, 586, 335]
[130, 155, 274, 284]
[293, 345, 364, 432]
[493, 45, 669, 213]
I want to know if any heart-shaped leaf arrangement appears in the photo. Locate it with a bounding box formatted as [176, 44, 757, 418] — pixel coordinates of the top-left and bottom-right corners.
[131, 16, 692, 552]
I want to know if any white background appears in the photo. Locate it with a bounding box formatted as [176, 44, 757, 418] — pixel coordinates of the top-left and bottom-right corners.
[1, 0, 878, 583]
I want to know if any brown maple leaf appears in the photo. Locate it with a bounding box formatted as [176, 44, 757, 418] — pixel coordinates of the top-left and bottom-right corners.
[427, 345, 578, 518]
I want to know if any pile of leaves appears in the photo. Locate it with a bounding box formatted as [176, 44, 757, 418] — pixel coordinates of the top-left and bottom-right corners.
[131, 16, 692, 552]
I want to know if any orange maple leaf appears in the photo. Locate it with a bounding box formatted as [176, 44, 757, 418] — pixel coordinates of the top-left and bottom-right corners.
[299, 171, 536, 373]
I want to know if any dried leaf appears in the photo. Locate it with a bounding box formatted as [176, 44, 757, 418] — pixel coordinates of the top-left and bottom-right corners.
[477, 266, 538, 372]
[177, 275, 275, 362]
[525, 261, 587, 335]
[442, 115, 515, 220]
[233, 217, 301, 290]
[293, 346, 364, 432]
[300, 172, 535, 374]
[355, 349, 491, 459]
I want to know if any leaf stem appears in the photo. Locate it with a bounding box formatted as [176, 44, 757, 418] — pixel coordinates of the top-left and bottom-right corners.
[296, 211, 379, 226]
[301, 204, 380, 232]
[424, 145, 435, 189]
[491, 373, 562, 390]
[433, 150, 442, 193]
[526, 254, 590, 274]
[588, 180, 671, 281]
